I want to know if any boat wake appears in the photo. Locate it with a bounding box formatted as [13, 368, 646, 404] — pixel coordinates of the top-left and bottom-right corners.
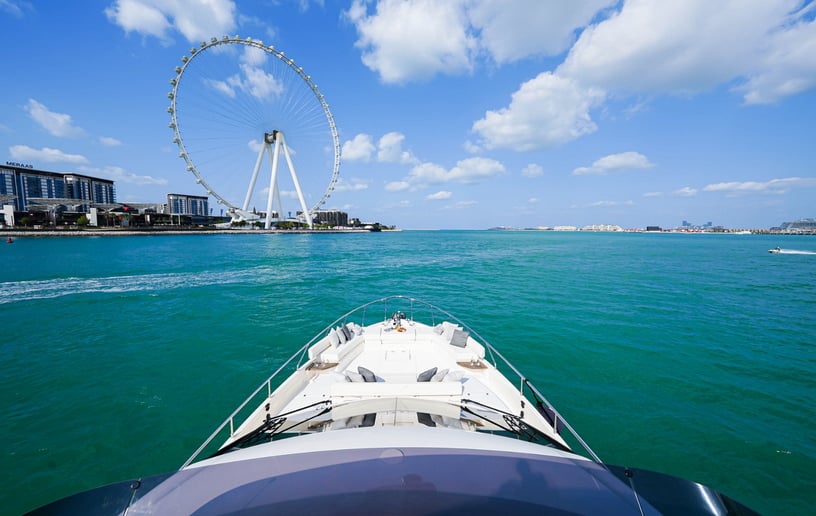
[0, 267, 288, 305]
[775, 249, 816, 255]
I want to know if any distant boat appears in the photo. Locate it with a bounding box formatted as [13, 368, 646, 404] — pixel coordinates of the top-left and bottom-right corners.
[768, 247, 781, 253]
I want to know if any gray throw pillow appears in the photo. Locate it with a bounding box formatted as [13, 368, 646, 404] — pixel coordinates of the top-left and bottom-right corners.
[329, 330, 340, 347]
[345, 371, 365, 382]
[431, 368, 449, 382]
[358, 366, 377, 382]
[417, 367, 437, 382]
[450, 329, 469, 348]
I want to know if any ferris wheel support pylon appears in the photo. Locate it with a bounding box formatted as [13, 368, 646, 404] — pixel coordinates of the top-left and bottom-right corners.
[245, 131, 313, 229]
[279, 132, 313, 229]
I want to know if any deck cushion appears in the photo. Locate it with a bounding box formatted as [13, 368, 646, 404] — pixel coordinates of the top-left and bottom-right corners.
[358, 366, 377, 383]
[417, 367, 437, 382]
[431, 368, 449, 382]
[328, 330, 340, 347]
[450, 329, 469, 348]
[345, 371, 365, 382]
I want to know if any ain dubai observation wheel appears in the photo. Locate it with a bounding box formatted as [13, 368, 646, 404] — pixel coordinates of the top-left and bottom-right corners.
[168, 36, 341, 229]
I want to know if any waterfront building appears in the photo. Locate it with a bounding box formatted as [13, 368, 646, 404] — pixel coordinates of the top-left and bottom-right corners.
[780, 218, 816, 232]
[1, 163, 377, 230]
[0, 162, 115, 212]
[167, 193, 209, 217]
[582, 224, 623, 232]
[309, 209, 348, 227]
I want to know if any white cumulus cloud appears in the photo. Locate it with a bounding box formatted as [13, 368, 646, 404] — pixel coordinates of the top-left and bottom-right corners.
[672, 187, 698, 197]
[426, 190, 452, 200]
[342, 134, 376, 162]
[468, 0, 615, 64]
[105, 0, 237, 44]
[99, 136, 122, 146]
[588, 200, 635, 207]
[345, 0, 615, 82]
[738, 12, 816, 104]
[240, 64, 283, 99]
[558, 0, 815, 103]
[78, 165, 167, 185]
[345, 0, 475, 83]
[703, 177, 816, 195]
[24, 99, 84, 138]
[409, 156, 505, 185]
[573, 151, 654, 175]
[472, 72, 605, 151]
[343, 132, 419, 164]
[521, 163, 544, 178]
[378, 132, 418, 164]
[241, 45, 268, 66]
[333, 178, 369, 192]
[385, 181, 411, 192]
[9, 145, 88, 164]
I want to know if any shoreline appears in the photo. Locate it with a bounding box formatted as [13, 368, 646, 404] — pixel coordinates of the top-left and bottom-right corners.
[2, 228, 384, 237]
[1, 227, 811, 237]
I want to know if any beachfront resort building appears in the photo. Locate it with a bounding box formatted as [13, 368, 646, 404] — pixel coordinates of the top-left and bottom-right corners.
[778, 218, 816, 232]
[310, 209, 349, 227]
[1, 162, 117, 226]
[0, 162, 211, 227]
[1, 162, 116, 212]
[2, 163, 384, 230]
[167, 193, 209, 217]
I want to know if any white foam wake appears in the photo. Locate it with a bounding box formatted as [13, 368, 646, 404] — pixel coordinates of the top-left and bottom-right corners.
[0, 266, 286, 305]
[777, 249, 816, 255]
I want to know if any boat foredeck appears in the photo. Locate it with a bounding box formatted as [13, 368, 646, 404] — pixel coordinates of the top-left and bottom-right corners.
[219, 307, 569, 463]
[280, 320, 517, 420]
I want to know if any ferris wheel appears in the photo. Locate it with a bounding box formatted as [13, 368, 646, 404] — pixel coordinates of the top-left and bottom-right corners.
[168, 36, 341, 228]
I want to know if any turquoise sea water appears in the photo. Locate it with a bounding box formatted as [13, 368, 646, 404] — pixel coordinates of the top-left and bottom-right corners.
[1, 231, 814, 515]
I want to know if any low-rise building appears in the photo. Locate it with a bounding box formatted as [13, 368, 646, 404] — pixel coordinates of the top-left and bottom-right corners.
[310, 209, 348, 227]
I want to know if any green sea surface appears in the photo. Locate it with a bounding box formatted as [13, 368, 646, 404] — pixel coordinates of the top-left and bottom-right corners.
[1, 231, 814, 515]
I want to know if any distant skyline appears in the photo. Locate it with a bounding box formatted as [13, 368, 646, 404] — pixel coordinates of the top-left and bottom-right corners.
[1, 0, 815, 229]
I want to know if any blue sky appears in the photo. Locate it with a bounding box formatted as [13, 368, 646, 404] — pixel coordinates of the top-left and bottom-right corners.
[1, 0, 815, 229]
